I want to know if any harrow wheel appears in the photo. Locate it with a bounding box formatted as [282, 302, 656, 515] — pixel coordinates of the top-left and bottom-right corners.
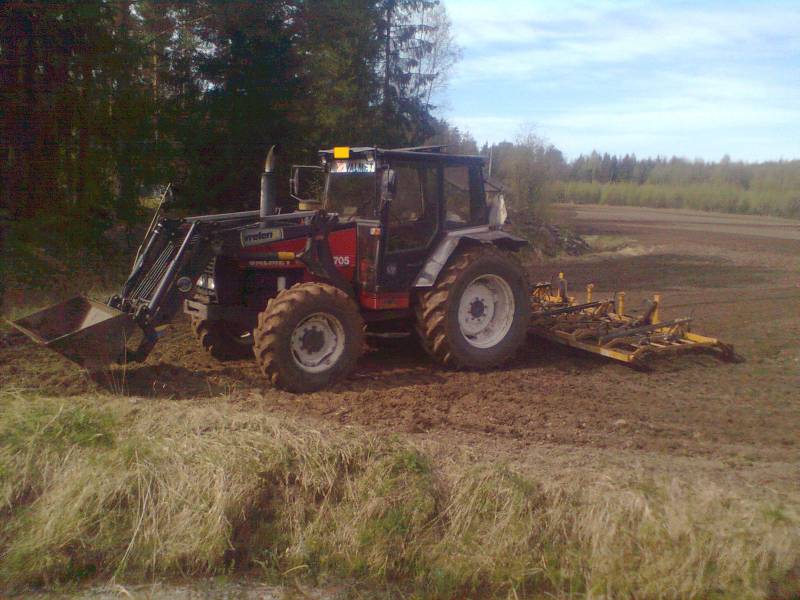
[191, 317, 253, 361]
[253, 282, 364, 392]
[415, 245, 530, 369]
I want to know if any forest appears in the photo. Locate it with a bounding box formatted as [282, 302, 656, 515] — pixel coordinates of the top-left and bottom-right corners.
[0, 0, 458, 298]
[2, 0, 798, 303]
[553, 152, 800, 218]
[0, 0, 457, 231]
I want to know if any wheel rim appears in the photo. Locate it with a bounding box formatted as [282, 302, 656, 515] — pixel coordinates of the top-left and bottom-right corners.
[457, 274, 515, 348]
[290, 312, 346, 373]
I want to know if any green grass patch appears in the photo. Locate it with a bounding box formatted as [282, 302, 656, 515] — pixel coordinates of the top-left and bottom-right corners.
[581, 234, 635, 253]
[0, 391, 797, 598]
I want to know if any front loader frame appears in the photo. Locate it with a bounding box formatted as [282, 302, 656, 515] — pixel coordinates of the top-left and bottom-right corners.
[115, 209, 353, 362]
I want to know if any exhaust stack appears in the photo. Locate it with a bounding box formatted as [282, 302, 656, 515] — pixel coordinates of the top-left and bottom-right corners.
[260, 145, 276, 218]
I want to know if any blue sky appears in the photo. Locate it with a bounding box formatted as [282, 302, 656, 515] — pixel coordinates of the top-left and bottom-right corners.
[439, 0, 800, 161]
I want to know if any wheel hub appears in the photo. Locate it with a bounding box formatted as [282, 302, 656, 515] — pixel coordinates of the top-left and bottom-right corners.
[460, 284, 496, 335]
[300, 326, 325, 354]
[457, 275, 515, 348]
[290, 313, 346, 373]
[469, 298, 486, 319]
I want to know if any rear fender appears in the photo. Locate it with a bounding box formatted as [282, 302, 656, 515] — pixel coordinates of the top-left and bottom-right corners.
[412, 227, 528, 288]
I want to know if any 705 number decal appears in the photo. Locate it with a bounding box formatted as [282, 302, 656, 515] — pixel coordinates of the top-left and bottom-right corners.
[333, 255, 351, 266]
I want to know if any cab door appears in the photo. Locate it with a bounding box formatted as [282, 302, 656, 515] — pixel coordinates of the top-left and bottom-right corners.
[378, 160, 441, 292]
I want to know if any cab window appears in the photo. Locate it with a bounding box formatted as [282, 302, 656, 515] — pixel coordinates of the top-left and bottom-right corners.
[324, 160, 377, 219]
[444, 165, 485, 228]
[386, 161, 439, 252]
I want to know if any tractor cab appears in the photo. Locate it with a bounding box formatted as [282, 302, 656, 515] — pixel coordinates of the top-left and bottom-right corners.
[315, 146, 489, 302]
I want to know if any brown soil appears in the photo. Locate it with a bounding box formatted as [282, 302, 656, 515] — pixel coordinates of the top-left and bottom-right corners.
[3, 205, 799, 497]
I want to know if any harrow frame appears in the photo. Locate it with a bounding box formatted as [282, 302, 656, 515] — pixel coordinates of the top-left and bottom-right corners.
[528, 274, 739, 368]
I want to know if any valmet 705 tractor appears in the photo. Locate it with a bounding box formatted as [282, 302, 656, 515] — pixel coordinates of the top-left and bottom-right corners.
[12, 146, 533, 392]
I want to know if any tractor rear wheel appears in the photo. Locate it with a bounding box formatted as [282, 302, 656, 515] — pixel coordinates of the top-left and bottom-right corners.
[252, 282, 364, 392]
[191, 317, 253, 361]
[415, 245, 530, 369]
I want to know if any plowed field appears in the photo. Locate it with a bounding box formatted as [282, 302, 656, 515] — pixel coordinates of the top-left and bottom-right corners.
[3, 205, 799, 497]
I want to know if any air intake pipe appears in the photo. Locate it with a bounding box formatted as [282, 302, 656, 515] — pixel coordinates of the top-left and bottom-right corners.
[260, 145, 276, 219]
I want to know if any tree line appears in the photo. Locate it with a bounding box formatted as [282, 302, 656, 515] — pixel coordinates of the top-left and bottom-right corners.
[559, 153, 800, 218]
[478, 139, 800, 219]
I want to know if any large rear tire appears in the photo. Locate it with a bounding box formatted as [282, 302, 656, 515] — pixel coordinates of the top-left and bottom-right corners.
[252, 282, 364, 392]
[191, 317, 253, 361]
[415, 245, 530, 369]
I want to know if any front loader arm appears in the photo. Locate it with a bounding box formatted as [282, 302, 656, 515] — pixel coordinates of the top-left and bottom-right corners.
[9, 215, 222, 370]
[116, 210, 355, 359]
[108, 217, 218, 361]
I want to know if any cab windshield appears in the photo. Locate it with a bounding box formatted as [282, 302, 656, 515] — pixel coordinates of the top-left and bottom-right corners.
[323, 160, 377, 219]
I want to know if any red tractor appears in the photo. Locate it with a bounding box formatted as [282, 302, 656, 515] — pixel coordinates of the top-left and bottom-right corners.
[12, 146, 531, 392]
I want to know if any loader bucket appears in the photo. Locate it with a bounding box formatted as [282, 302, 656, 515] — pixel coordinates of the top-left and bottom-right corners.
[10, 297, 138, 369]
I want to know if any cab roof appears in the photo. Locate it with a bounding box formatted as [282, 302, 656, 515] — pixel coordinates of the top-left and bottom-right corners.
[319, 146, 485, 166]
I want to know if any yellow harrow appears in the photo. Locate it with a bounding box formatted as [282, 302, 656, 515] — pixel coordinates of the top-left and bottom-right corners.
[528, 274, 739, 369]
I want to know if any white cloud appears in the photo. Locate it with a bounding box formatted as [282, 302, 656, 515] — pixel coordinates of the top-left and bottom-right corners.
[441, 0, 800, 160]
[449, 2, 799, 83]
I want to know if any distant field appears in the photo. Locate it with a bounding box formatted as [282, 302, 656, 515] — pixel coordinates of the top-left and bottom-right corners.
[550, 180, 800, 219]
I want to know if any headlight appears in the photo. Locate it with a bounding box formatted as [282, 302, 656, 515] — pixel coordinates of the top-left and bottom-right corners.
[176, 276, 193, 293]
[196, 274, 215, 290]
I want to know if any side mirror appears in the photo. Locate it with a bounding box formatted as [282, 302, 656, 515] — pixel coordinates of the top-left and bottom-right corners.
[290, 165, 324, 203]
[387, 169, 397, 194]
[381, 168, 396, 198]
[290, 167, 300, 197]
[379, 169, 396, 215]
[487, 193, 508, 227]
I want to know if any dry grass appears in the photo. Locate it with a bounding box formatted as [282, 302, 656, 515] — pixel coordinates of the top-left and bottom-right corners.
[0, 389, 798, 598]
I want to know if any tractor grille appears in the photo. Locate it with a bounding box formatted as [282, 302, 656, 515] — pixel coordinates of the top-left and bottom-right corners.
[128, 231, 200, 305]
[130, 241, 176, 302]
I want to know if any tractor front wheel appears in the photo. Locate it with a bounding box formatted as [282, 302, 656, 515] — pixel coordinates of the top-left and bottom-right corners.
[415, 245, 530, 369]
[253, 282, 364, 392]
[191, 317, 253, 361]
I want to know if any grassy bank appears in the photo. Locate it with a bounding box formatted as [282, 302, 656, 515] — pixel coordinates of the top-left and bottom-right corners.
[0, 390, 798, 598]
[550, 180, 800, 218]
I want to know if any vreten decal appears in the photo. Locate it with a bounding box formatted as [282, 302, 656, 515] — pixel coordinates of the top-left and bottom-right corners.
[240, 227, 284, 247]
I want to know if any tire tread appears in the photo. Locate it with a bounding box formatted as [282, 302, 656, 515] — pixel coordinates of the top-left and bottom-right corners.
[252, 282, 364, 392]
[415, 245, 529, 369]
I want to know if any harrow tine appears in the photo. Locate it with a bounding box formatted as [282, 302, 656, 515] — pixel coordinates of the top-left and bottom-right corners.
[534, 301, 603, 317]
[598, 318, 692, 344]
